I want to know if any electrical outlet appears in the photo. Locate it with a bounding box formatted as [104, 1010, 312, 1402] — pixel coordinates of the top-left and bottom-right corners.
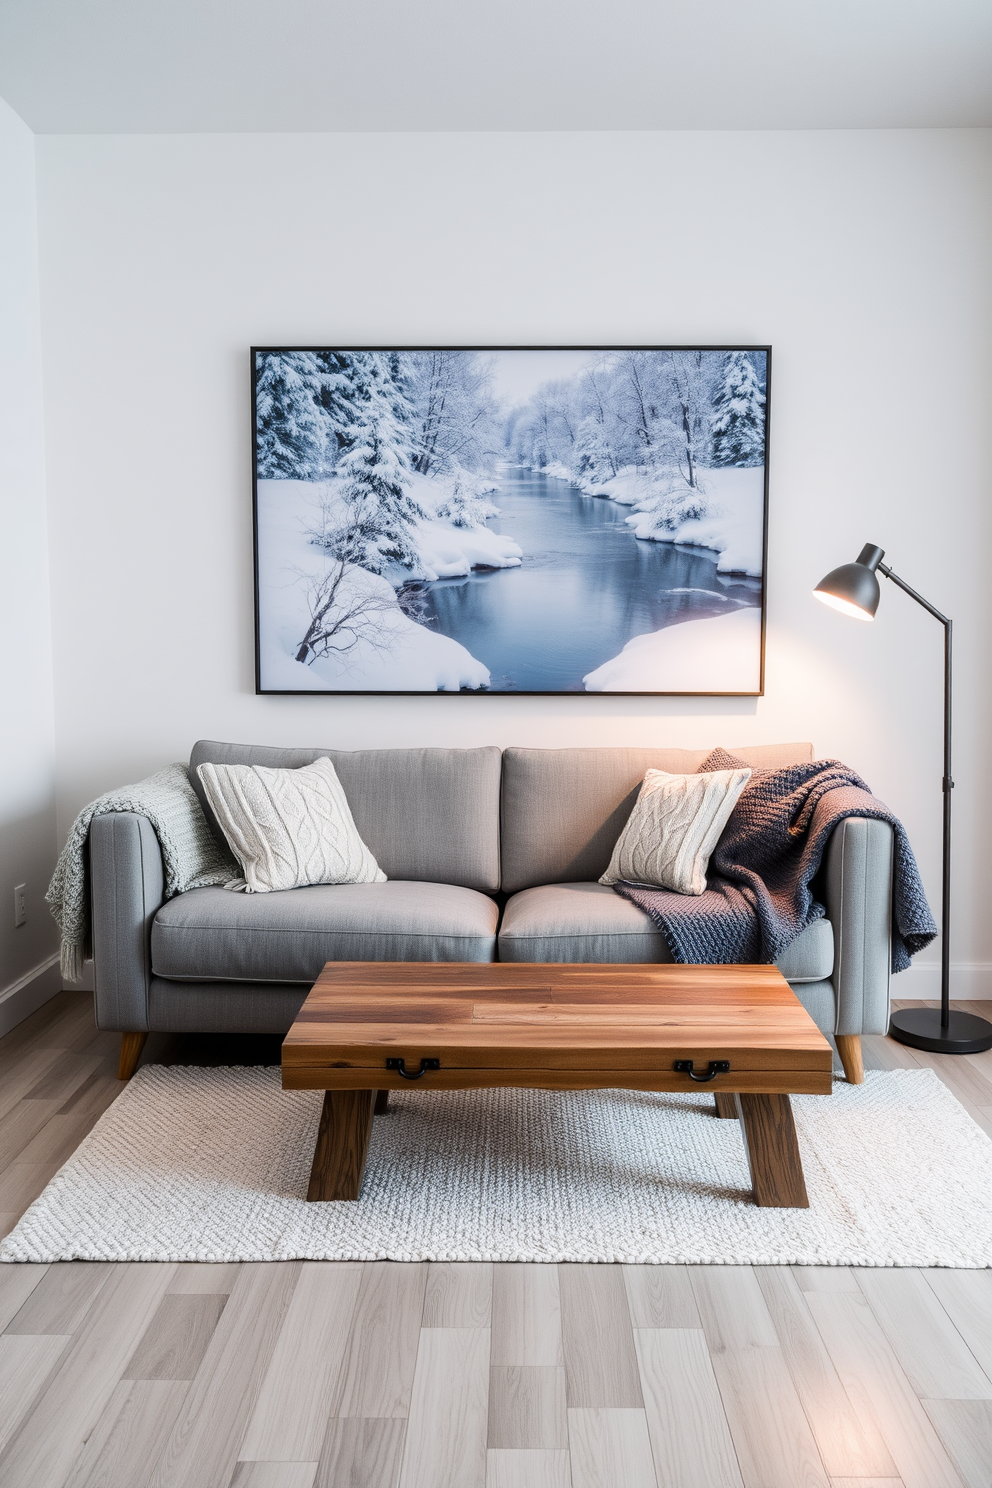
[14, 884, 26, 927]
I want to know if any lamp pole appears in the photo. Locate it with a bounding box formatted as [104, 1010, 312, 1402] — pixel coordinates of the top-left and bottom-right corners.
[874, 562, 956, 1043]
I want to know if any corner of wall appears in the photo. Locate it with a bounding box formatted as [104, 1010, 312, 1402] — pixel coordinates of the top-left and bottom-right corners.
[0, 93, 61, 1024]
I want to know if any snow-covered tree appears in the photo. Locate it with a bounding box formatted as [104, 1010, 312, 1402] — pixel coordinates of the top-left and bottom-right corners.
[255, 352, 333, 478]
[499, 350, 740, 488]
[578, 365, 625, 473]
[711, 352, 766, 467]
[612, 352, 663, 464]
[535, 380, 582, 468]
[309, 352, 367, 461]
[403, 352, 502, 475]
[322, 358, 426, 574]
[589, 351, 720, 487]
[503, 377, 587, 472]
[573, 415, 616, 484]
[434, 468, 500, 528]
[505, 404, 550, 470]
[660, 350, 717, 488]
[257, 351, 418, 483]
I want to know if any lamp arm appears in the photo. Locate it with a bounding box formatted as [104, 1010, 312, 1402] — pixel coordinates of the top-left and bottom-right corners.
[877, 562, 950, 627]
[878, 560, 953, 1025]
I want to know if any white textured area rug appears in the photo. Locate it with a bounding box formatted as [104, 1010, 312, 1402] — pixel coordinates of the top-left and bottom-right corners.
[3, 1066, 992, 1266]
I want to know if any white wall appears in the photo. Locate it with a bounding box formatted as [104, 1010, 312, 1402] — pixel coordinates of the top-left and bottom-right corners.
[34, 128, 992, 989]
[0, 95, 60, 1025]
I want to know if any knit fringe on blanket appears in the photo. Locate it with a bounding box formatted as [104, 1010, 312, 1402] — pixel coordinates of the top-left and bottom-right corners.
[46, 764, 238, 981]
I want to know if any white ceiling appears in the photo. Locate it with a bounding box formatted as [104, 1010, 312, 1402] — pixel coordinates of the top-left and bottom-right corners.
[1, 0, 990, 134]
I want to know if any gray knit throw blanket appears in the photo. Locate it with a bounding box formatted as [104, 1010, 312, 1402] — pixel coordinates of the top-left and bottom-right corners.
[46, 763, 238, 981]
[614, 756, 937, 973]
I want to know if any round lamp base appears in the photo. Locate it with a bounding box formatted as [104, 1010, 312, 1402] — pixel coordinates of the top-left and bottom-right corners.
[889, 1006, 992, 1055]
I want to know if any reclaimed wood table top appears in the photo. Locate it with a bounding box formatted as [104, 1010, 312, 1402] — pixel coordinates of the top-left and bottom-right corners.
[282, 961, 833, 1096]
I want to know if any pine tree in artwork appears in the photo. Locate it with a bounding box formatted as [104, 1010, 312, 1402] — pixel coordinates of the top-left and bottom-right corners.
[329, 355, 426, 574]
[385, 350, 420, 442]
[710, 352, 766, 467]
[310, 352, 366, 460]
[255, 352, 332, 478]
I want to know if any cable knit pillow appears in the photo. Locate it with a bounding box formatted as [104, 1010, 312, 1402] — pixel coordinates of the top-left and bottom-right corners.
[599, 766, 751, 895]
[196, 757, 385, 892]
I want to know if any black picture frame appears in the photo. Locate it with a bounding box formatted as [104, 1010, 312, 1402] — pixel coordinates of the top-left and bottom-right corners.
[251, 345, 771, 696]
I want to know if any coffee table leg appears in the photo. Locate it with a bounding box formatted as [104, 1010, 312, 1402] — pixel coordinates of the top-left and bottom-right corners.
[713, 1093, 738, 1119]
[374, 1089, 390, 1115]
[735, 1093, 809, 1208]
[307, 1089, 375, 1201]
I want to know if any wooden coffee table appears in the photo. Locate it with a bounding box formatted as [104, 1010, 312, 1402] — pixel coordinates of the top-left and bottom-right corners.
[281, 961, 833, 1208]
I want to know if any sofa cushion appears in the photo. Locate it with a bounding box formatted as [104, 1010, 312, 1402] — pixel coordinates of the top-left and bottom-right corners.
[189, 741, 502, 893]
[152, 881, 499, 982]
[499, 744, 814, 892]
[498, 881, 834, 982]
[499, 883, 675, 964]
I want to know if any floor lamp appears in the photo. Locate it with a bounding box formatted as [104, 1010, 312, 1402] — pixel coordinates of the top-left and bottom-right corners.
[813, 543, 992, 1055]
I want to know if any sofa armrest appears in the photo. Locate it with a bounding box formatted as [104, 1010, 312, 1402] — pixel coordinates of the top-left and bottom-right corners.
[89, 813, 165, 1032]
[823, 816, 893, 1036]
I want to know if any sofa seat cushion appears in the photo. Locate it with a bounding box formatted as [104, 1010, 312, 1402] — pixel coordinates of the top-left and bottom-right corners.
[152, 881, 499, 983]
[499, 883, 675, 964]
[498, 882, 834, 982]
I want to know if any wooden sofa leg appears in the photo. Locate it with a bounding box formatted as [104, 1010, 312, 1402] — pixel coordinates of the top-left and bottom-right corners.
[835, 1034, 864, 1085]
[118, 1032, 148, 1080]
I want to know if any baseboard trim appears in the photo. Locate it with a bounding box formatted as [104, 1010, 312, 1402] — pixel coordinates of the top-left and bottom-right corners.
[895, 963, 992, 1000]
[0, 953, 63, 1038]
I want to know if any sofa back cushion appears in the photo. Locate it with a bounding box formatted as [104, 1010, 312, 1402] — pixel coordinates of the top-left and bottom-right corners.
[189, 741, 502, 892]
[499, 743, 814, 893]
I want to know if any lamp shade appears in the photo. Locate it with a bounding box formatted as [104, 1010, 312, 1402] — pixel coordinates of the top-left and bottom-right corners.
[813, 543, 884, 621]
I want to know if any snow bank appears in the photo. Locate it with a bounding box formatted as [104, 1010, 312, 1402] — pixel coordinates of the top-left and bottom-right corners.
[396, 471, 522, 580]
[414, 519, 521, 579]
[583, 606, 761, 693]
[646, 466, 765, 576]
[559, 463, 763, 576]
[256, 482, 490, 691]
[580, 466, 649, 504]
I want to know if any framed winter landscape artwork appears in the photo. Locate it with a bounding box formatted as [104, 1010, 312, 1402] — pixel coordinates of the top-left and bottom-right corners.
[252, 346, 770, 694]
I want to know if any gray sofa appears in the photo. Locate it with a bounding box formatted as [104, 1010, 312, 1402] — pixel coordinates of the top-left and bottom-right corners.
[90, 739, 894, 1084]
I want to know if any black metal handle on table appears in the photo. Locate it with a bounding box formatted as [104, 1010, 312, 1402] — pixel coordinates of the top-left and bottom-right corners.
[673, 1059, 731, 1083]
[385, 1057, 441, 1081]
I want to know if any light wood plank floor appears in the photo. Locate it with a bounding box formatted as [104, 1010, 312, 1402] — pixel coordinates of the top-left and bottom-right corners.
[1, 991, 991, 1488]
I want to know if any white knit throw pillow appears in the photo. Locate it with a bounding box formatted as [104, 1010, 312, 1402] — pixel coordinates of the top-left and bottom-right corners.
[599, 766, 751, 895]
[196, 757, 385, 892]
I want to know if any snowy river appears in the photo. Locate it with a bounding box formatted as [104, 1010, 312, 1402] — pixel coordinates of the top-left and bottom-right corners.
[414, 468, 760, 692]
